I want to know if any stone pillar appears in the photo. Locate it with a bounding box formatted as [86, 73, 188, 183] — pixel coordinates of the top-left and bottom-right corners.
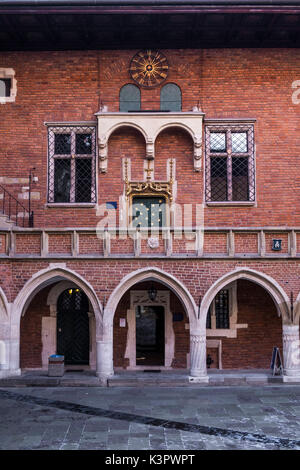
[96, 340, 114, 385]
[189, 330, 209, 383]
[282, 324, 300, 382]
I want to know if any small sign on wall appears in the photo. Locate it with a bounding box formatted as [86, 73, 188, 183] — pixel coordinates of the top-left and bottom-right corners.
[272, 239, 282, 251]
[119, 318, 126, 328]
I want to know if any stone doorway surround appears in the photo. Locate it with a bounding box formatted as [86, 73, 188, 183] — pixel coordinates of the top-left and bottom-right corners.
[42, 280, 96, 370]
[123, 290, 175, 370]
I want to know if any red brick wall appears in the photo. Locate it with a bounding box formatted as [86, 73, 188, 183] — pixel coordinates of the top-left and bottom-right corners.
[208, 280, 283, 369]
[20, 285, 51, 368]
[0, 49, 299, 229]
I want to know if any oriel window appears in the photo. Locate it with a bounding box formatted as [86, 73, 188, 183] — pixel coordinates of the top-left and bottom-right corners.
[205, 124, 255, 202]
[47, 125, 96, 204]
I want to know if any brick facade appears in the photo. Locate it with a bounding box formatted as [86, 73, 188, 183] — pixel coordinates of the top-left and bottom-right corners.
[0, 46, 299, 379]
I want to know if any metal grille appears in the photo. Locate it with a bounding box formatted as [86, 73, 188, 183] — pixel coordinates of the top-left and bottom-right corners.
[48, 125, 96, 204]
[215, 289, 229, 329]
[205, 125, 255, 202]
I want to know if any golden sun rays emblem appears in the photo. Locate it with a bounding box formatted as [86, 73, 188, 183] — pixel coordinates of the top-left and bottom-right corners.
[129, 50, 169, 88]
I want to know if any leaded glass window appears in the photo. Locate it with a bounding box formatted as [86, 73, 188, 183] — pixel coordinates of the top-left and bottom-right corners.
[206, 289, 230, 329]
[47, 125, 96, 204]
[205, 124, 255, 202]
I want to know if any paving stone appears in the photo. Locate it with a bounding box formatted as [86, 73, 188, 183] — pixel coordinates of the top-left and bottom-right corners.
[0, 385, 300, 450]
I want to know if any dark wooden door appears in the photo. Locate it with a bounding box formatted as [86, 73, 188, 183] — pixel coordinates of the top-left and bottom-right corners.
[57, 289, 89, 365]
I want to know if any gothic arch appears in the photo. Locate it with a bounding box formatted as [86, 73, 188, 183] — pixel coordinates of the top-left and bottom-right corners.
[12, 266, 103, 334]
[103, 267, 198, 337]
[295, 291, 300, 324]
[0, 286, 9, 320]
[199, 267, 291, 330]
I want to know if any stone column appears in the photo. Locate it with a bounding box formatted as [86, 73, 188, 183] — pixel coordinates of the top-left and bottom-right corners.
[96, 340, 114, 385]
[189, 330, 209, 383]
[282, 324, 300, 382]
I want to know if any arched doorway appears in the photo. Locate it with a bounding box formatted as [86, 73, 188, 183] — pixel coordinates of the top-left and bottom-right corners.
[11, 266, 102, 375]
[57, 288, 90, 366]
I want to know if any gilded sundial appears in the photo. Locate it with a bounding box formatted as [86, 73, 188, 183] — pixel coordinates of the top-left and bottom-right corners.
[129, 50, 169, 88]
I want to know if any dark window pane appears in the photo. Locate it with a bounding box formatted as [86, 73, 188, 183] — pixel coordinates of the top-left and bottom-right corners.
[215, 290, 229, 329]
[232, 132, 248, 153]
[0, 79, 11, 97]
[76, 133, 92, 154]
[54, 134, 71, 154]
[75, 158, 92, 203]
[54, 159, 71, 202]
[210, 132, 226, 153]
[210, 157, 227, 201]
[120, 84, 141, 112]
[132, 197, 166, 228]
[160, 83, 181, 111]
[206, 307, 212, 329]
[232, 157, 249, 200]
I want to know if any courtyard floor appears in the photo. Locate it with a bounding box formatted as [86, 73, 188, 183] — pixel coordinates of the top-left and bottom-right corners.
[0, 384, 299, 451]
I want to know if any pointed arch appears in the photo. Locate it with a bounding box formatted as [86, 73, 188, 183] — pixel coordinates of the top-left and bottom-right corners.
[199, 267, 291, 330]
[103, 267, 198, 332]
[12, 266, 103, 333]
[295, 291, 300, 324]
[0, 286, 9, 320]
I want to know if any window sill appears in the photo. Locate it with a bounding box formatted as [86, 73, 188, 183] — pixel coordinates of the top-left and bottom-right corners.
[46, 203, 97, 208]
[206, 201, 256, 207]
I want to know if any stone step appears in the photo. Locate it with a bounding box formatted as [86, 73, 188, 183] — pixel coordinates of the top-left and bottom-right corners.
[0, 212, 14, 229]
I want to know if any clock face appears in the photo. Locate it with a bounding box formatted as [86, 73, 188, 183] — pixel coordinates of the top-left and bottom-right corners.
[129, 50, 169, 88]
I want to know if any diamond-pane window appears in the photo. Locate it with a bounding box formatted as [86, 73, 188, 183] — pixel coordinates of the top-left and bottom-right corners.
[232, 132, 248, 153]
[210, 132, 226, 153]
[205, 124, 255, 202]
[48, 125, 96, 204]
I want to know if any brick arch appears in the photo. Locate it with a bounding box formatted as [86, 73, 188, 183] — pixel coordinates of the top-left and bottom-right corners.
[103, 267, 198, 336]
[154, 122, 195, 143]
[199, 267, 291, 331]
[107, 122, 147, 144]
[12, 266, 103, 335]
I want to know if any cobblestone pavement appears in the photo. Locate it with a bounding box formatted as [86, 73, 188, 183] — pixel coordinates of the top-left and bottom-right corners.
[0, 385, 299, 450]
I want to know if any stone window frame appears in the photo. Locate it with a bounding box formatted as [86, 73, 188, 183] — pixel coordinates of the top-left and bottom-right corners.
[46, 123, 97, 206]
[206, 282, 248, 338]
[204, 120, 256, 206]
[0, 68, 17, 104]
